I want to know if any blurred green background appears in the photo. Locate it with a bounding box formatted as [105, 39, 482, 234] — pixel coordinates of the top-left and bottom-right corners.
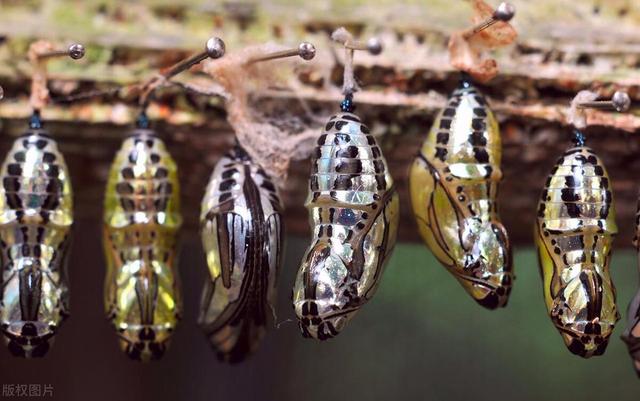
[0, 229, 637, 400]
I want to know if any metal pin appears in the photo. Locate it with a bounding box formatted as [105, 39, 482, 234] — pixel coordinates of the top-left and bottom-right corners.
[161, 37, 226, 80]
[462, 2, 516, 39]
[577, 91, 631, 112]
[344, 37, 383, 55]
[37, 43, 86, 60]
[247, 42, 316, 64]
[0, 85, 3, 100]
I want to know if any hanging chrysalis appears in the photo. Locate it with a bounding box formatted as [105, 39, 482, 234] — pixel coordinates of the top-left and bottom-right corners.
[409, 75, 512, 309]
[103, 116, 182, 361]
[0, 114, 73, 357]
[534, 129, 619, 358]
[0, 41, 84, 358]
[198, 145, 283, 362]
[101, 37, 224, 361]
[293, 29, 399, 340]
[622, 203, 640, 375]
[535, 90, 630, 358]
[196, 41, 315, 361]
[292, 105, 399, 340]
[409, 1, 517, 309]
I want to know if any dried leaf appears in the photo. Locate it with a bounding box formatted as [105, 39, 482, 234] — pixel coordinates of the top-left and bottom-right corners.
[468, 0, 516, 48]
[449, 32, 499, 83]
[448, 0, 517, 82]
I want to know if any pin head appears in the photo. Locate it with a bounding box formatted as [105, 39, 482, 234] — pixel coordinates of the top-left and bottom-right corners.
[298, 42, 316, 61]
[206, 37, 226, 59]
[612, 91, 631, 112]
[494, 2, 516, 22]
[68, 43, 85, 60]
[0, 86, 3, 100]
[366, 38, 383, 55]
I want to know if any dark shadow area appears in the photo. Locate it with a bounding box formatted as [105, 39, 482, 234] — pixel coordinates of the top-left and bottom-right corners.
[0, 221, 638, 400]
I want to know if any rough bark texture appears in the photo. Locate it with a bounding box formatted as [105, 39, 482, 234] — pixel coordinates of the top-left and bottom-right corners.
[0, 0, 639, 245]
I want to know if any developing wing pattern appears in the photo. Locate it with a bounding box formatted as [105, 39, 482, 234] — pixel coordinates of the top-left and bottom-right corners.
[103, 128, 182, 361]
[198, 146, 283, 363]
[0, 127, 73, 357]
[408, 78, 512, 309]
[535, 144, 619, 358]
[293, 112, 399, 340]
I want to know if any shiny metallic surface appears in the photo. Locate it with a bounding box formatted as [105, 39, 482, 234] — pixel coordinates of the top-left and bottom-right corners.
[612, 91, 631, 112]
[621, 204, 640, 375]
[103, 129, 182, 362]
[534, 144, 619, 358]
[298, 42, 316, 60]
[293, 112, 399, 340]
[205, 37, 226, 59]
[366, 37, 383, 55]
[577, 91, 631, 112]
[68, 43, 85, 60]
[494, 2, 516, 22]
[0, 128, 73, 358]
[409, 80, 512, 309]
[198, 145, 283, 363]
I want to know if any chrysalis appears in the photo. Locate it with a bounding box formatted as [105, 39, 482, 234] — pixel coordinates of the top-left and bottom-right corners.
[622, 203, 640, 375]
[534, 131, 619, 358]
[198, 145, 283, 362]
[408, 76, 512, 309]
[293, 107, 399, 340]
[0, 115, 73, 357]
[103, 122, 182, 361]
